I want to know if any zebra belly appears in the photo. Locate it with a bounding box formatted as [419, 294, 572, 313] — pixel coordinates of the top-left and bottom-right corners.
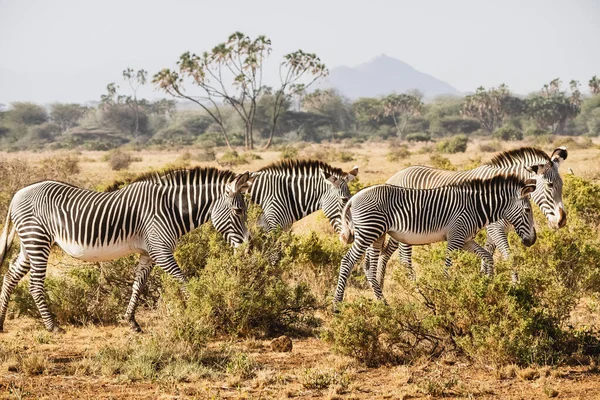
[55, 238, 144, 262]
[388, 229, 447, 245]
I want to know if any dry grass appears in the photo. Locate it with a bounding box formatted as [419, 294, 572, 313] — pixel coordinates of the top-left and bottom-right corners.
[2, 138, 600, 398]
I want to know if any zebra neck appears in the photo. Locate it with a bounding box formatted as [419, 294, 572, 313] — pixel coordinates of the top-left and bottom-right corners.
[164, 185, 222, 237]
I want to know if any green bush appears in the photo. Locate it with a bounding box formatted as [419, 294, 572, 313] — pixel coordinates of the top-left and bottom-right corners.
[166, 212, 320, 338]
[436, 134, 468, 153]
[8, 256, 162, 326]
[494, 126, 523, 141]
[525, 127, 552, 137]
[324, 206, 600, 367]
[280, 146, 299, 159]
[386, 144, 410, 162]
[217, 150, 249, 166]
[429, 153, 456, 170]
[406, 132, 431, 142]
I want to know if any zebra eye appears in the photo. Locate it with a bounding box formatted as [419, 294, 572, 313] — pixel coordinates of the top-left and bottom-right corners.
[547, 183, 554, 188]
[233, 207, 243, 215]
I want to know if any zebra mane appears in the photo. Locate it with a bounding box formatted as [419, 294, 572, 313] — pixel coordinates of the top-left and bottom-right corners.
[485, 147, 550, 168]
[257, 159, 346, 178]
[104, 167, 237, 192]
[448, 173, 529, 190]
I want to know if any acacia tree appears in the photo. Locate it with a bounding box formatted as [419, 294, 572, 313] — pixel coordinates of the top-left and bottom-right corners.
[353, 97, 383, 129]
[462, 84, 523, 134]
[526, 79, 582, 134]
[590, 76, 600, 95]
[381, 92, 423, 139]
[153, 32, 326, 150]
[50, 103, 87, 132]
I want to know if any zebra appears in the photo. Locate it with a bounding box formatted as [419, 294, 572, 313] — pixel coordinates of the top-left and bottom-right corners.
[0, 167, 252, 333]
[248, 159, 358, 233]
[374, 147, 567, 285]
[334, 173, 537, 306]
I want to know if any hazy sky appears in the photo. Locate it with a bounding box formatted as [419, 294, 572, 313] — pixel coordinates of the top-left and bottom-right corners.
[0, 0, 598, 104]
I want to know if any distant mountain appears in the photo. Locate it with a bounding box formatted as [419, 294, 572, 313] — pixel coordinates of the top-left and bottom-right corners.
[316, 54, 460, 99]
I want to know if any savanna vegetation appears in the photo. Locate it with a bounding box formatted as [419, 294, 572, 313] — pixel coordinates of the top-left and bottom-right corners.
[0, 32, 598, 155]
[1, 29, 600, 399]
[1, 141, 600, 398]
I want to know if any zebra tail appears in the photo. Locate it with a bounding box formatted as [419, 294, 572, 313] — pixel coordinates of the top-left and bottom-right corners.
[339, 200, 355, 245]
[0, 201, 15, 267]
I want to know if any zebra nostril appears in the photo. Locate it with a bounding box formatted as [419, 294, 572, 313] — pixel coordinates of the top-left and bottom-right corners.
[558, 209, 567, 228]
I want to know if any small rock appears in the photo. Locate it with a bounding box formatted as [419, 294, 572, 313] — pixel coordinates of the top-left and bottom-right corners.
[271, 335, 293, 352]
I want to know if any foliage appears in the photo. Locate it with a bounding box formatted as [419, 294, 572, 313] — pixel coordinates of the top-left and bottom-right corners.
[386, 144, 411, 162]
[6, 102, 48, 126]
[436, 134, 468, 153]
[494, 125, 523, 141]
[50, 103, 87, 132]
[525, 79, 582, 134]
[325, 203, 600, 367]
[106, 149, 134, 171]
[429, 153, 456, 170]
[8, 256, 162, 326]
[406, 132, 431, 142]
[280, 146, 299, 159]
[154, 32, 327, 150]
[163, 222, 319, 338]
[463, 85, 523, 133]
[381, 92, 423, 138]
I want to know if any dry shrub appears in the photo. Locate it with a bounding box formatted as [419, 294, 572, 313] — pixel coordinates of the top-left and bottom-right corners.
[325, 189, 600, 367]
[8, 256, 162, 326]
[478, 140, 503, 153]
[387, 145, 411, 162]
[106, 149, 135, 171]
[280, 146, 299, 159]
[436, 134, 468, 153]
[429, 153, 456, 170]
[552, 136, 595, 150]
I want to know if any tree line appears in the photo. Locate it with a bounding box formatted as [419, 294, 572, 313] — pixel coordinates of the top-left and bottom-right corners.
[0, 32, 599, 152]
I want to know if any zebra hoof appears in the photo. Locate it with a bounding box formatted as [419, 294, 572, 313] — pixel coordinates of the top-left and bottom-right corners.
[129, 321, 143, 333]
[51, 326, 65, 334]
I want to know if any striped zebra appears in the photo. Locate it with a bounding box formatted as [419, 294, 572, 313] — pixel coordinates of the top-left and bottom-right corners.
[0, 167, 252, 333]
[335, 174, 537, 306]
[375, 147, 567, 285]
[248, 159, 358, 232]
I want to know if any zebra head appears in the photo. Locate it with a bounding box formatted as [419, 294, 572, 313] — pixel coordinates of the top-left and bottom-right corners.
[503, 178, 537, 247]
[211, 171, 253, 248]
[526, 147, 568, 230]
[320, 166, 359, 233]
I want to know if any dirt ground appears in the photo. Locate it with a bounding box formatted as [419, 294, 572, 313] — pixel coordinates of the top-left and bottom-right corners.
[2, 139, 600, 399]
[2, 315, 600, 400]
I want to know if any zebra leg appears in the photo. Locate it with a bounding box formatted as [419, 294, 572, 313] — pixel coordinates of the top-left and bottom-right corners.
[482, 226, 497, 274]
[333, 238, 370, 310]
[366, 235, 386, 302]
[376, 235, 395, 287]
[0, 248, 31, 332]
[463, 239, 495, 277]
[27, 245, 61, 333]
[149, 250, 188, 294]
[123, 255, 154, 333]
[397, 242, 414, 281]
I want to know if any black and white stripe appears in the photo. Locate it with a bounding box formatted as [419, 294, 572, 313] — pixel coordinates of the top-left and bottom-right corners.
[376, 147, 567, 285]
[0, 167, 252, 333]
[248, 159, 358, 232]
[334, 174, 537, 306]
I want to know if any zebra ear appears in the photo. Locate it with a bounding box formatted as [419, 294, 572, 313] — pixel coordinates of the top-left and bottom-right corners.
[346, 166, 359, 182]
[526, 163, 550, 175]
[229, 171, 252, 194]
[551, 146, 568, 165]
[321, 169, 340, 187]
[520, 179, 537, 198]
